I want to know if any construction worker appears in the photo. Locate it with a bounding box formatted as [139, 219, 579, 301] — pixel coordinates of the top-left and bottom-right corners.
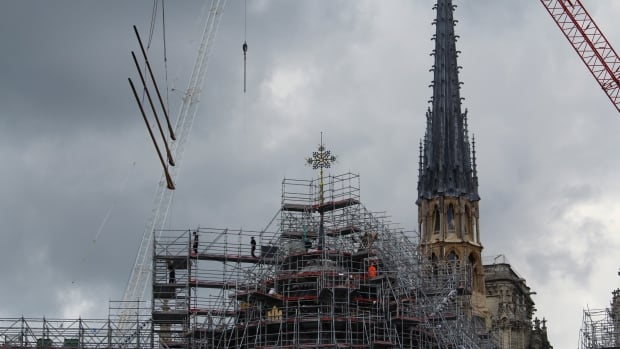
[168, 261, 176, 284]
[368, 262, 377, 278]
[251, 237, 257, 258]
[192, 231, 199, 254]
[303, 231, 312, 251]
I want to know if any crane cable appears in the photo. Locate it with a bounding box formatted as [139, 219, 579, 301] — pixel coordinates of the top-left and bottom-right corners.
[75, 1, 164, 285]
[161, 0, 177, 231]
[138, 0, 159, 106]
[243, 0, 248, 93]
[143, 0, 172, 129]
[147, 0, 158, 49]
[121, 0, 229, 311]
[242, 0, 249, 133]
[147, 0, 176, 228]
[162, 0, 171, 117]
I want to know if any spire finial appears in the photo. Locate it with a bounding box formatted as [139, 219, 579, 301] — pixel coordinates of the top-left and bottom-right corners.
[429, 0, 463, 115]
[306, 133, 337, 201]
[305, 133, 336, 251]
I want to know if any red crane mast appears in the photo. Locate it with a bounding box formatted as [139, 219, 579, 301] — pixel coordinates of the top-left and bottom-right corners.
[540, 0, 620, 112]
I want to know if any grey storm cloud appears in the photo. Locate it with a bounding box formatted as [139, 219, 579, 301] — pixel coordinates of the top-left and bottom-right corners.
[1, 1, 620, 348]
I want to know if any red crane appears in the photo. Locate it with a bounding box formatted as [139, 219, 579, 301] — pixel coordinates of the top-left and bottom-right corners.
[540, 0, 620, 112]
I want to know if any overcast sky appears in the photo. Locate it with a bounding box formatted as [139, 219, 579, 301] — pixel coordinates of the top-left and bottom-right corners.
[1, 1, 620, 348]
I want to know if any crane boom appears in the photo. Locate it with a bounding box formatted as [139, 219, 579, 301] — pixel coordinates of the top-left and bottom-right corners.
[121, 0, 227, 312]
[540, 0, 620, 112]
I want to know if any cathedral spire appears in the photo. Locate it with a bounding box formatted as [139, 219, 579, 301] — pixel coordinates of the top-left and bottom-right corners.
[416, 0, 488, 324]
[418, 0, 478, 201]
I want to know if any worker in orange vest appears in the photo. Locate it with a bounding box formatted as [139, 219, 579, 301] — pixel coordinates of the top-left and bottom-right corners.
[368, 262, 377, 278]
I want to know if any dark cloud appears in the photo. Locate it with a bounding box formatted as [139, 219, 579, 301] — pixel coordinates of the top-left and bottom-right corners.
[1, 1, 619, 347]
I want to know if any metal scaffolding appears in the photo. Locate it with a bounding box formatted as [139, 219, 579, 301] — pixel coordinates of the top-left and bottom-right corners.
[0, 173, 494, 349]
[149, 172, 495, 348]
[0, 301, 151, 349]
[579, 289, 620, 349]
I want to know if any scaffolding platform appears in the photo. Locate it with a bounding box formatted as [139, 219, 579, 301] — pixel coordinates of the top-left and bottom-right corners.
[281, 198, 361, 213]
[579, 290, 620, 349]
[154, 255, 189, 269]
[189, 279, 243, 289]
[152, 310, 188, 322]
[0, 302, 152, 349]
[153, 284, 183, 298]
[145, 173, 492, 348]
[327, 225, 361, 237]
[190, 252, 276, 264]
[281, 230, 318, 239]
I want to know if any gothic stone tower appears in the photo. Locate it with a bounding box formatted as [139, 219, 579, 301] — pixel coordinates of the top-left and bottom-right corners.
[416, 0, 489, 325]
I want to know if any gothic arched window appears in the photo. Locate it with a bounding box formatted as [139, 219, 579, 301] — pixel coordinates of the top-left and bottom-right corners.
[464, 206, 471, 235]
[447, 204, 455, 231]
[469, 253, 479, 291]
[433, 207, 441, 233]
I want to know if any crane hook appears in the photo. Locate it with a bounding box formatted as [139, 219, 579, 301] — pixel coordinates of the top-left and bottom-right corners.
[243, 41, 248, 93]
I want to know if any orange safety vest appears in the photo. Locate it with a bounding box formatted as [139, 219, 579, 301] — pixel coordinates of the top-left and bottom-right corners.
[368, 265, 377, 278]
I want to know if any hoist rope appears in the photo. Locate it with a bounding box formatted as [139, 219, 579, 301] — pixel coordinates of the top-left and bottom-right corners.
[147, 0, 159, 49]
[162, 0, 171, 118]
[242, 0, 248, 132]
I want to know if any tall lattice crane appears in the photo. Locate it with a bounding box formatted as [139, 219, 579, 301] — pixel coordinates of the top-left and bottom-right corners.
[540, 0, 620, 112]
[121, 0, 228, 315]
